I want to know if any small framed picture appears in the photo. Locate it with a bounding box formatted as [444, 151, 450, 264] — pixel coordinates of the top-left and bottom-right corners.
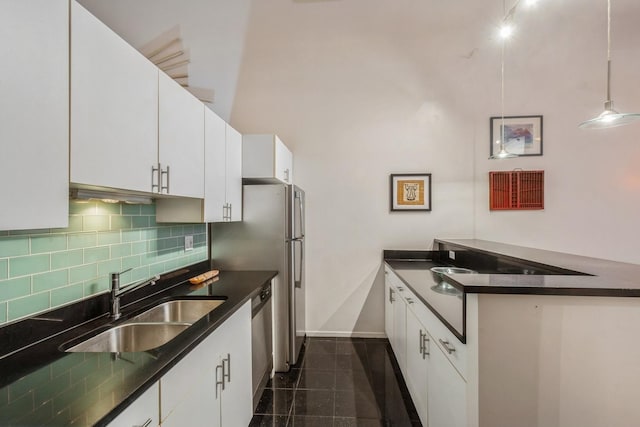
[390, 173, 432, 211]
[490, 115, 543, 157]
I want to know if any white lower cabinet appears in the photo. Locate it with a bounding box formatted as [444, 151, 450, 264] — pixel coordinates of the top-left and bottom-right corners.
[426, 332, 466, 427]
[160, 301, 252, 427]
[392, 287, 407, 375]
[405, 308, 429, 424]
[107, 382, 159, 427]
[385, 266, 467, 427]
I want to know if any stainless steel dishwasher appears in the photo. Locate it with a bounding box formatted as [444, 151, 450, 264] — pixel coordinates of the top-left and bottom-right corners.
[251, 280, 273, 410]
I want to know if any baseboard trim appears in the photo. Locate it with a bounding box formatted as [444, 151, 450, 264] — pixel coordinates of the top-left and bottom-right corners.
[305, 330, 387, 339]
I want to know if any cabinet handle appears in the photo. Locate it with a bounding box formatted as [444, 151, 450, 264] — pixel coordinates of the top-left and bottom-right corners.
[228, 204, 232, 221]
[397, 286, 404, 291]
[406, 298, 414, 304]
[389, 288, 395, 303]
[133, 419, 152, 427]
[422, 334, 430, 358]
[419, 330, 424, 355]
[160, 165, 170, 193]
[223, 353, 231, 383]
[151, 164, 160, 193]
[439, 338, 456, 354]
[284, 168, 290, 182]
[215, 364, 224, 397]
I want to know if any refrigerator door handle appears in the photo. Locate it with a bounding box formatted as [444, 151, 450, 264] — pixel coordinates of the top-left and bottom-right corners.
[293, 238, 304, 288]
[295, 190, 305, 238]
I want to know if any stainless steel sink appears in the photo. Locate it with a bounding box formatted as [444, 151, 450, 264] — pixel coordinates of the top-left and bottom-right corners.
[65, 322, 191, 352]
[130, 299, 225, 323]
[64, 299, 226, 353]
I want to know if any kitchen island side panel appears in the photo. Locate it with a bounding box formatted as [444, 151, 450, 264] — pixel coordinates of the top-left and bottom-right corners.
[477, 293, 640, 427]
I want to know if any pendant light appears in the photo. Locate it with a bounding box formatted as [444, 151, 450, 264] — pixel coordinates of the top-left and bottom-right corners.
[490, 0, 518, 159]
[579, 0, 640, 129]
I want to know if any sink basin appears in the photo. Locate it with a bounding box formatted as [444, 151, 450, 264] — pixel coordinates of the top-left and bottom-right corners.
[65, 322, 191, 352]
[64, 299, 226, 353]
[430, 267, 476, 275]
[130, 299, 225, 323]
[430, 267, 476, 296]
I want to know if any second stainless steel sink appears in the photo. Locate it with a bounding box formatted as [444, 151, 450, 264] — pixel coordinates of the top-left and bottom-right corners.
[130, 299, 225, 323]
[63, 299, 226, 353]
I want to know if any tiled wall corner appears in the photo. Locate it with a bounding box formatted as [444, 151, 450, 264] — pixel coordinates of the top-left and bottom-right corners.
[0, 201, 207, 326]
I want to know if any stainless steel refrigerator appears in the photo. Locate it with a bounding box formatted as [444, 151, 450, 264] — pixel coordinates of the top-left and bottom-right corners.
[210, 184, 305, 372]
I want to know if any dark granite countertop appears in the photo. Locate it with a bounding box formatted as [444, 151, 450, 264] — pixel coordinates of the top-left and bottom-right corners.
[434, 239, 640, 296]
[384, 240, 640, 342]
[385, 240, 640, 297]
[0, 262, 277, 426]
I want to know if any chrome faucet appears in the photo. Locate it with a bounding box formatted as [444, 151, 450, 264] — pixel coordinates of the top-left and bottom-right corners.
[110, 268, 160, 320]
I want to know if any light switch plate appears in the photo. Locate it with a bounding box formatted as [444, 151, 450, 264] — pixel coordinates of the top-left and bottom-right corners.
[184, 235, 194, 251]
[449, 250, 456, 260]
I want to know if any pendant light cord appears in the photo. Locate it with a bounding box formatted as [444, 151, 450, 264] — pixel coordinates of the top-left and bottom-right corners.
[500, 0, 506, 151]
[606, 0, 611, 104]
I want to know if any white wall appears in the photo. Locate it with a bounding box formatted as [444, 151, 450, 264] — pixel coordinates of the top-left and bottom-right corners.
[78, 0, 251, 122]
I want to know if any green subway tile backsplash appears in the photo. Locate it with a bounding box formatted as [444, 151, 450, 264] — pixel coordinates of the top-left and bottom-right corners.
[10, 254, 50, 277]
[0, 201, 207, 325]
[0, 237, 30, 258]
[83, 215, 109, 232]
[0, 260, 7, 280]
[31, 235, 67, 254]
[0, 277, 31, 302]
[84, 247, 110, 263]
[8, 293, 50, 322]
[51, 250, 84, 270]
[33, 270, 68, 293]
[51, 284, 83, 308]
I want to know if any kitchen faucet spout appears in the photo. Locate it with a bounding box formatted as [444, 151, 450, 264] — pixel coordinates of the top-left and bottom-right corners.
[110, 269, 160, 320]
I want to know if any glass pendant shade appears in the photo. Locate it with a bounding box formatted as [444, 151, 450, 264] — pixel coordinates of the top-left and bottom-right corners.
[579, 0, 640, 129]
[490, 146, 518, 159]
[579, 101, 640, 129]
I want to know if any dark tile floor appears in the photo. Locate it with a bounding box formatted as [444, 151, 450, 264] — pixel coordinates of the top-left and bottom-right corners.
[250, 337, 422, 426]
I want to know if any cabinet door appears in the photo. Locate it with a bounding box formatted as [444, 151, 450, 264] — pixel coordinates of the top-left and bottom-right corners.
[218, 302, 252, 427]
[274, 136, 293, 184]
[108, 382, 159, 427]
[160, 327, 220, 426]
[204, 108, 227, 222]
[384, 280, 394, 343]
[427, 332, 467, 427]
[0, 0, 68, 231]
[70, 1, 158, 194]
[225, 124, 243, 222]
[406, 308, 429, 425]
[158, 72, 205, 198]
[392, 291, 407, 375]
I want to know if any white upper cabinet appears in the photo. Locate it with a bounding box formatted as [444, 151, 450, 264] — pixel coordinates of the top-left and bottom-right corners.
[70, 1, 158, 194]
[225, 125, 243, 221]
[0, 0, 69, 231]
[158, 72, 205, 199]
[204, 109, 243, 222]
[243, 134, 293, 184]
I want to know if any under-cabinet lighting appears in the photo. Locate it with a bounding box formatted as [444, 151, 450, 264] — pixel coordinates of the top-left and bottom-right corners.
[70, 189, 154, 205]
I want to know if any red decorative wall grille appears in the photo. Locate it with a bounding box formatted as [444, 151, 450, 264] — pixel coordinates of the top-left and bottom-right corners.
[489, 170, 544, 210]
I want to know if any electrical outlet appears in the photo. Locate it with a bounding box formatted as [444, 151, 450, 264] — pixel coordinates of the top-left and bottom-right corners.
[449, 250, 456, 260]
[184, 235, 194, 251]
